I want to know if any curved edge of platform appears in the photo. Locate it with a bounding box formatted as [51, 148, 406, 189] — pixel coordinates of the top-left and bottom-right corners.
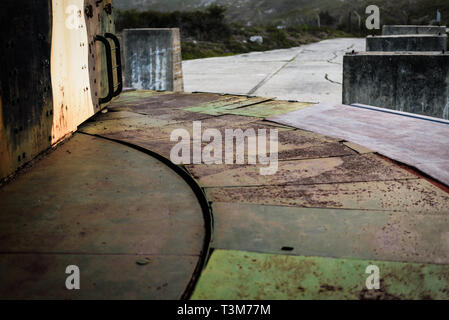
[78, 132, 214, 300]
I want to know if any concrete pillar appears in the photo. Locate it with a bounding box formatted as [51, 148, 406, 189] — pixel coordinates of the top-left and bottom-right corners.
[366, 34, 447, 52]
[343, 52, 449, 120]
[122, 28, 184, 92]
[382, 25, 447, 35]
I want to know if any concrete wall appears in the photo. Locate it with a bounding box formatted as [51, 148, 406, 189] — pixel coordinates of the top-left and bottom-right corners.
[343, 52, 449, 120]
[383, 25, 447, 35]
[123, 28, 184, 92]
[366, 35, 447, 52]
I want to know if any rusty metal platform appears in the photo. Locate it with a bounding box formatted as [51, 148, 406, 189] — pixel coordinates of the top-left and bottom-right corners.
[79, 91, 449, 299]
[2, 90, 449, 300]
[268, 103, 449, 186]
[0, 133, 208, 299]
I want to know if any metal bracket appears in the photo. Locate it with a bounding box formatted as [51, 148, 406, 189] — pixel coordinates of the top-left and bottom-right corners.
[104, 33, 123, 97]
[94, 35, 114, 104]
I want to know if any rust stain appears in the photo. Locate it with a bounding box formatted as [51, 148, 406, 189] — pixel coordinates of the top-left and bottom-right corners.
[186, 153, 416, 188]
[109, 92, 224, 113]
[377, 154, 449, 194]
[206, 179, 449, 213]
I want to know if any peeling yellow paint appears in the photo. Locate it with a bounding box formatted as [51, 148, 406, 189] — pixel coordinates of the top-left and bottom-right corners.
[50, 0, 95, 144]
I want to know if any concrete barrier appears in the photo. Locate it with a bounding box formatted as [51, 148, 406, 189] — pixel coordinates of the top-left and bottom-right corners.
[123, 28, 184, 92]
[343, 52, 449, 120]
[366, 34, 447, 52]
[383, 25, 447, 35]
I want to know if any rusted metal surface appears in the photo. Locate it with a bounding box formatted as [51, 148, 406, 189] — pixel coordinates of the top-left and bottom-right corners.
[343, 141, 374, 154]
[110, 91, 224, 112]
[81, 113, 302, 164]
[206, 179, 449, 214]
[186, 154, 416, 187]
[0, 133, 207, 299]
[80, 114, 260, 142]
[110, 90, 172, 105]
[192, 250, 449, 300]
[80, 115, 176, 136]
[274, 130, 356, 161]
[253, 120, 295, 130]
[210, 203, 449, 264]
[75, 90, 449, 300]
[199, 97, 274, 116]
[0, 254, 197, 300]
[6, 87, 440, 300]
[268, 103, 449, 186]
[185, 96, 271, 115]
[88, 105, 213, 127]
[0, 134, 204, 255]
[0, 0, 53, 180]
[109, 108, 211, 123]
[90, 110, 148, 121]
[414, 161, 449, 189]
[278, 142, 355, 161]
[225, 101, 314, 118]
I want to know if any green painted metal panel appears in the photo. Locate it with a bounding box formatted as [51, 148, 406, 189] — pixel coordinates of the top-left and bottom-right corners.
[192, 250, 449, 300]
[112, 90, 173, 104]
[210, 202, 449, 264]
[185, 97, 272, 115]
[226, 101, 315, 118]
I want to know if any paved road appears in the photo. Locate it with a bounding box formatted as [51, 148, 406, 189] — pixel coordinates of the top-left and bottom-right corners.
[183, 38, 365, 103]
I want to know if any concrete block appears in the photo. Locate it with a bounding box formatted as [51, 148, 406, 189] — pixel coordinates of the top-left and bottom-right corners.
[343, 52, 449, 120]
[123, 28, 184, 92]
[366, 34, 447, 52]
[383, 25, 447, 35]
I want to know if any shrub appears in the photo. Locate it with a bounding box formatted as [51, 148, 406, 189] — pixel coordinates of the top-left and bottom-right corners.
[116, 5, 232, 42]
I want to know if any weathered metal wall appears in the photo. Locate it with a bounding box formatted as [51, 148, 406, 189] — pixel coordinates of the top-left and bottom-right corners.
[51, 0, 116, 143]
[0, 0, 54, 180]
[0, 0, 120, 180]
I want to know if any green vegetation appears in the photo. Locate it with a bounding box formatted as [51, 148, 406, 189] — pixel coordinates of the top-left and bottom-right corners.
[116, 5, 232, 41]
[115, 0, 449, 29]
[116, 5, 354, 60]
[116, 0, 449, 60]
